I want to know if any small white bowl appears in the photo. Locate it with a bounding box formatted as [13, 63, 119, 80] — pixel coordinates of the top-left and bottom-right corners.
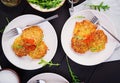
[0, 68, 20, 83]
[27, 0, 66, 12]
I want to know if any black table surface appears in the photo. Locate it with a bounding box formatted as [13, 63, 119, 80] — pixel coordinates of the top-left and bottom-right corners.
[0, 0, 120, 83]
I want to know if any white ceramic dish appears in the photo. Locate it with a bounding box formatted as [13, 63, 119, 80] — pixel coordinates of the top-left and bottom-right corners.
[2, 14, 58, 70]
[27, 0, 66, 12]
[61, 10, 117, 66]
[27, 73, 69, 83]
[0, 69, 20, 83]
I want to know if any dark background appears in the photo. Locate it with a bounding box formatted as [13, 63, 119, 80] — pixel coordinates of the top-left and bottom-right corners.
[0, 0, 120, 83]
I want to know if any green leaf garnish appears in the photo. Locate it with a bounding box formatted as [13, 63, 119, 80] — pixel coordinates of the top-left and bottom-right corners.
[66, 56, 81, 83]
[74, 16, 85, 19]
[38, 58, 60, 67]
[6, 17, 10, 23]
[88, 2, 110, 11]
[27, 0, 62, 9]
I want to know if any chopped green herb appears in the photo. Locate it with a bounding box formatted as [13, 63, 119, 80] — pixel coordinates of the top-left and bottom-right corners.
[88, 2, 110, 11]
[6, 17, 10, 23]
[38, 58, 60, 67]
[27, 0, 62, 9]
[74, 35, 84, 40]
[74, 16, 85, 19]
[90, 47, 97, 52]
[12, 45, 23, 49]
[66, 56, 81, 83]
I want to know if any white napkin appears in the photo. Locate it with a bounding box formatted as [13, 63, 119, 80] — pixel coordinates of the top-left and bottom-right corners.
[69, 0, 120, 62]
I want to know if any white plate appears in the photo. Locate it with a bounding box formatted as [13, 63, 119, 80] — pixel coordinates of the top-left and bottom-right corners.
[61, 10, 117, 66]
[2, 14, 58, 70]
[27, 73, 69, 83]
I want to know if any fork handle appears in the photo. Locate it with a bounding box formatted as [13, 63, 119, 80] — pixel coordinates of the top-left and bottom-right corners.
[100, 25, 120, 43]
[31, 14, 58, 25]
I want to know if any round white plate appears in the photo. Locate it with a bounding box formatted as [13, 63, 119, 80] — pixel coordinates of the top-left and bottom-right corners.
[27, 73, 69, 83]
[61, 10, 117, 66]
[2, 14, 58, 70]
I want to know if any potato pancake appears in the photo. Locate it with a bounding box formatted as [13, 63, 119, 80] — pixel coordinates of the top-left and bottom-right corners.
[71, 20, 97, 53]
[71, 19, 107, 54]
[71, 37, 89, 53]
[89, 30, 107, 52]
[12, 26, 48, 59]
[29, 41, 48, 59]
[21, 26, 43, 45]
[73, 20, 97, 39]
[12, 36, 27, 57]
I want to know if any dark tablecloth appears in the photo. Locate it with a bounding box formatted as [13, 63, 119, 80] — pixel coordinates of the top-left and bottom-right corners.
[0, 0, 120, 83]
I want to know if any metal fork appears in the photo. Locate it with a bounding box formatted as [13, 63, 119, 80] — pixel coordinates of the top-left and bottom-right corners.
[5, 14, 59, 37]
[91, 15, 120, 43]
[68, 0, 74, 13]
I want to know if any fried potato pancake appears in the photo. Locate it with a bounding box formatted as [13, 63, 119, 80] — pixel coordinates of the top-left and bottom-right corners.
[21, 26, 43, 45]
[71, 20, 97, 53]
[12, 36, 27, 57]
[29, 41, 48, 59]
[71, 20, 107, 54]
[12, 26, 48, 59]
[71, 37, 89, 53]
[89, 30, 107, 52]
[73, 20, 97, 39]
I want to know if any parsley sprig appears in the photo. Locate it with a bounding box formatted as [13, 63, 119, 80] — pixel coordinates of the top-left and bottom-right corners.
[66, 56, 81, 83]
[73, 16, 85, 19]
[38, 58, 60, 67]
[6, 17, 10, 23]
[89, 2, 110, 11]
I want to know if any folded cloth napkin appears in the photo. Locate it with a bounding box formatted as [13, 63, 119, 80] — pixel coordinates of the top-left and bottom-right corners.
[69, 0, 120, 62]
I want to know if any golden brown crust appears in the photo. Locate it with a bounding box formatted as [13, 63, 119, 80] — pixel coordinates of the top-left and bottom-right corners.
[12, 36, 27, 57]
[29, 41, 48, 59]
[71, 37, 89, 53]
[71, 20, 97, 54]
[73, 20, 97, 39]
[71, 20, 107, 54]
[21, 26, 43, 45]
[89, 30, 107, 52]
[12, 26, 48, 59]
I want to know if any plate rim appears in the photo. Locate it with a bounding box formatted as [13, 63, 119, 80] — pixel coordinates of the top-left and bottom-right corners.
[61, 9, 117, 66]
[27, 72, 69, 83]
[2, 14, 58, 70]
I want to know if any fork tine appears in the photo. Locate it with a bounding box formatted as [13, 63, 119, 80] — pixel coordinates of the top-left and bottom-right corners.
[91, 15, 120, 43]
[7, 28, 17, 34]
[91, 16, 98, 24]
[5, 32, 18, 38]
[7, 33, 18, 37]
[5, 28, 19, 38]
[90, 16, 95, 23]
